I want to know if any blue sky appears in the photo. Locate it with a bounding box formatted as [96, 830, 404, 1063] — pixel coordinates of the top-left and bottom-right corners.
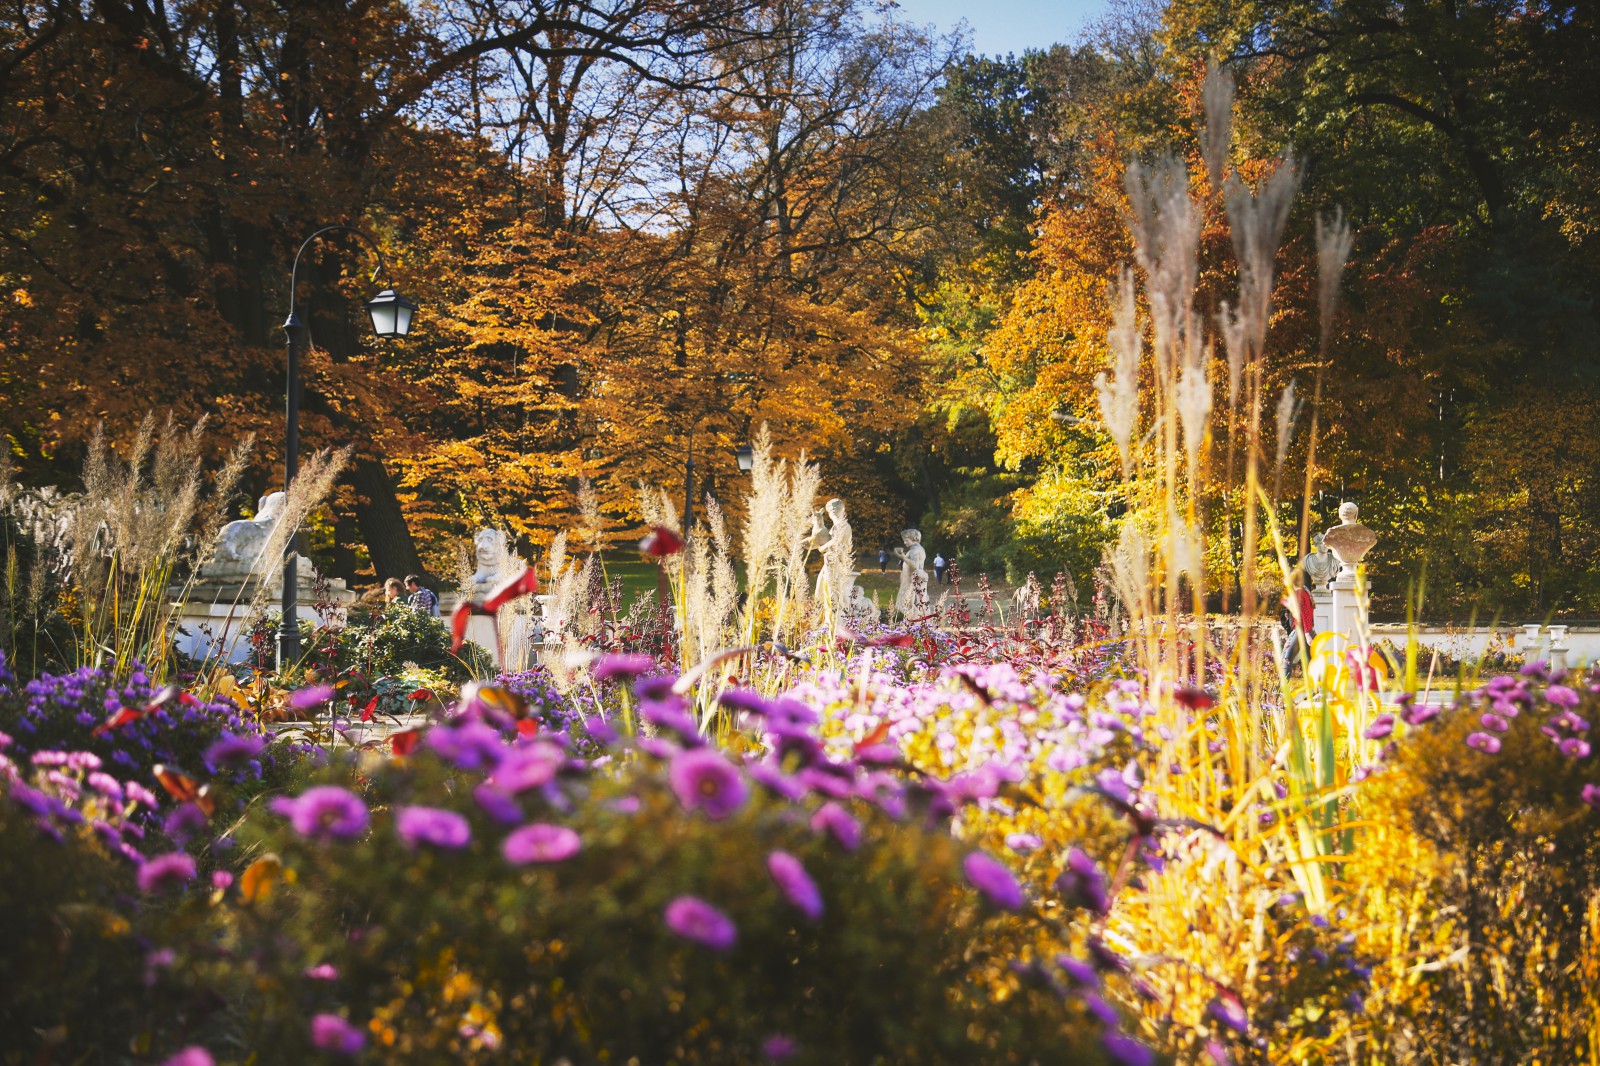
[889, 0, 1111, 56]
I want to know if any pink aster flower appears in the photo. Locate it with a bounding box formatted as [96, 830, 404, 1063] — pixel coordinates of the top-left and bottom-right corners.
[964, 850, 1025, 911]
[1582, 783, 1600, 810]
[272, 786, 368, 840]
[490, 742, 563, 793]
[668, 748, 748, 820]
[502, 822, 581, 864]
[663, 895, 736, 951]
[305, 963, 339, 980]
[1562, 738, 1592, 759]
[592, 653, 655, 681]
[137, 852, 196, 894]
[309, 1013, 366, 1055]
[1480, 712, 1510, 733]
[810, 802, 861, 852]
[204, 732, 266, 772]
[1363, 714, 1395, 740]
[288, 684, 336, 711]
[761, 1034, 799, 1061]
[395, 806, 472, 850]
[767, 850, 823, 921]
[1465, 732, 1502, 754]
[161, 1048, 214, 1066]
[1546, 684, 1581, 707]
[1055, 846, 1109, 914]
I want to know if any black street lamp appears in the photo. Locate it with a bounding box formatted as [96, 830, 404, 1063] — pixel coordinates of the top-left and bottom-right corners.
[736, 444, 754, 473]
[280, 225, 417, 668]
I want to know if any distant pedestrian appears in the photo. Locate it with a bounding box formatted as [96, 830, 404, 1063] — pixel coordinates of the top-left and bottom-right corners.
[878, 547, 888, 572]
[405, 574, 439, 617]
[383, 577, 404, 605]
[932, 553, 946, 585]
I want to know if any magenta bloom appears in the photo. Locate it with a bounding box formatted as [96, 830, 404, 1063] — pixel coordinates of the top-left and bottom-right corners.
[1582, 784, 1600, 810]
[964, 850, 1025, 911]
[305, 963, 339, 980]
[668, 748, 749, 819]
[761, 1034, 799, 1061]
[288, 684, 336, 711]
[1546, 684, 1581, 707]
[138, 852, 196, 894]
[503, 822, 581, 864]
[309, 1013, 367, 1055]
[1562, 738, 1592, 759]
[1207, 994, 1249, 1033]
[1102, 1033, 1154, 1066]
[203, 732, 266, 772]
[395, 806, 472, 850]
[810, 802, 861, 852]
[767, 850, 823, 921]
[491, 742, 563, 793]
[592, 653, 655, 681]
[273, 786, 368, 840]
[663, 895, 737, 951]
[474, 782, 524, 825]
[161, 1048, 214, 1066]
[1363, 714, 1395, 740]
[1055, 846, 1110, 914]
[1465, 731, 1502, 754]
[1480, 712, 1510, 733]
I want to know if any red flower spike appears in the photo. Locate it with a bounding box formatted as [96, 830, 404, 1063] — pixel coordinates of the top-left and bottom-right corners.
[450, 601, 473, 653]
[484, 567, 539, 612]
[639, 525, 684, 558]
[390, 728, 424, 757]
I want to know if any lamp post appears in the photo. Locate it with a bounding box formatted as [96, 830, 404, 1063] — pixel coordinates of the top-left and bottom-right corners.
[280, 225, 417, 669]
[736, 444, 754, 473]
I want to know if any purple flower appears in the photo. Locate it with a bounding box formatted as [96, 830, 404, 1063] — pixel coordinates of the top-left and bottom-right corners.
[473, 782, 524, 825]
[1562, 738, 1592, 759]
[309, 1013, 367, 1055]
[161, 1048, 214, 1066]
[1056, 954, 1099, 988]
[1480, 712, 1510, 733]
[395, 806, 472, 850]
[211, 870, 234, 891]
[1205, 1039, 1235, 1065]
[767, 850, 823, 921]
[1546, 684, 1581, 707]
[288, 684, 336, 711]
[1582, 784, 1600, 810]
[663, 895, 737, 951]
[761, 1034, 798, 1061]
[426, 721, 506, 771]
[642, 699, 703, 745]
[305, 963, 339, 980]
[273, 786, 368, 840]
[86, 771, 124, 800]
[1207, 995, 1249, 1033]
[204, 732, 266, 772]
[747, 758, 808, 802]
[491, 742, 563, 793]
[1102, 1034, 1154, 1066]
[1404, 702, 1440, 726]
[592, 653, 655, 681]
[1363, 714, 1395, 740]
[1056, 847, 1110, 914]
[810, 802, 861, 852]
[163, 802, 209, 841]
[137, 852, 196, 894]
[964, 850, 1025, 911]
[635, 675, 677, 701]
[719, 688, 773, 716]
[1005, 832, 1043, 853]
[668, 748, 749, 820]
[1465, 731, 1502, 754]
[503, 822, 581, 864]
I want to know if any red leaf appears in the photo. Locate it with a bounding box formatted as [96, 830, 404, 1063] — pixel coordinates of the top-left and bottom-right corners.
[407, 688, 435, 702]
[360, 696, 379, 722]
[868, 633, 916, 649]
[389, 728, 424, 757]
[449, 601, 473, 653]
[639, 525, 684, 558]
[483, 567, 539, 612]
[1173, 686, 1216, 710]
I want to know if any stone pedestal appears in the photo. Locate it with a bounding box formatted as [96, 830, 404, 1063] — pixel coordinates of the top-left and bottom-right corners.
[172, 568, 355, 665]
[1329, 572, 1363, 649]
[1311, 589, 1333, 637]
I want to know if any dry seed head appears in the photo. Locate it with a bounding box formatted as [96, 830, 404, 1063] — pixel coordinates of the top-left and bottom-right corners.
[1224, 157, 1300, 360]
[1199, 61, 1235, 190]
[1315, 207, 1355, 352]
[1274, 380, 1301, 472]
[1176, 344, 1213, 468]
[1096, 267, 1143, 478]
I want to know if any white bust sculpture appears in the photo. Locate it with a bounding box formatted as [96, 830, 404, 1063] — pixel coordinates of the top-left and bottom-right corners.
[470, 529, 507, 592]
[201, 492, 286, 580]
[806, 498, 856, 616]
[1300, 532, 1339, 591]
[846, 583, 877, 622]
[892, 528, 928, 617]
[1322, 502, 1377, 578]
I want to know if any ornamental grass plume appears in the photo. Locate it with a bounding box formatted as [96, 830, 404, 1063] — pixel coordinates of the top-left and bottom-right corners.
[1095, 268, 1143, 481]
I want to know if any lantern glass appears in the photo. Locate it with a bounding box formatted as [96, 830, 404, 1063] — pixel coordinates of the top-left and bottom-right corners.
[736, 444, 754, 473]
[365, 289, 418, 338]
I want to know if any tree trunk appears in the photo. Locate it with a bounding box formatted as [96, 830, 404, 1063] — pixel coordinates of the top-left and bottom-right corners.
[345, 454, 426, 581]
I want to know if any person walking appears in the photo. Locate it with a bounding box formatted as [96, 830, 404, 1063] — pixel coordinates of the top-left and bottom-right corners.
[932, 553, 946, 585]
[405, 574, 440, 617]
[878, 547, 888, 572]
[383, 577, 404, 605]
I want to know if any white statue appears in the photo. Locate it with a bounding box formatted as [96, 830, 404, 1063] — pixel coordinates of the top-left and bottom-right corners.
[200, 492, 286, 580]
[1299, 532, 1338, 591]
[806, 498, 856, 616]
[892, 528, 928, 617]
[470, 529, 507, 593]
[1322, 502, 1377, 578]
[846, 583, 877, 623]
